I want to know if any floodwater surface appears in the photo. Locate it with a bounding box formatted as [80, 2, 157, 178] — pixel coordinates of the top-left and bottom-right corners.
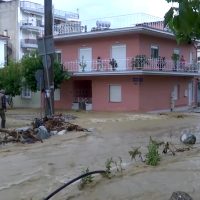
[0, 109, 200, 200]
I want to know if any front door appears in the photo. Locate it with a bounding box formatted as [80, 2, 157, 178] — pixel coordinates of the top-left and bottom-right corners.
[111, 45, 126, 70]
[79, 48, 92, 72]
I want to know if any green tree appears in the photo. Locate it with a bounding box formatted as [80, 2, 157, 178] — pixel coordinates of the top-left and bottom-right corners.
[21, 51, 43, 92]
[21, 51, 70, 91]
[53, 61, 70, 89]
[0, 60, 22, 96]
[164, 0, 200, 44]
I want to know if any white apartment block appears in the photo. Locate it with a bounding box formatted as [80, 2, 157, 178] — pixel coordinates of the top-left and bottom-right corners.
[0, 34, 8, 67]
[0, 0, 80, 61]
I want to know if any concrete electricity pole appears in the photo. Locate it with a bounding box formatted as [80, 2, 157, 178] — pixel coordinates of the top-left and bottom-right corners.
[44, 0, 54, 116]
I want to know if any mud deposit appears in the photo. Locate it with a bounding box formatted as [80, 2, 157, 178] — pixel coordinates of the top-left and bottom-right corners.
[1, 109, 200, 200]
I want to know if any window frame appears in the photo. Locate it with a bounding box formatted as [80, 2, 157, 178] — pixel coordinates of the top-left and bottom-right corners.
[21, 85, 31, 99]
[54, 50, 62, 64]
[150, 45, 159, 59]
[109, 84, 122, 103]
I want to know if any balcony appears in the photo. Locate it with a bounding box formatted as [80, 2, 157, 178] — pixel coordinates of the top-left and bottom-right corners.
[20, 1, 43, 15]
[54, 23, 85, 35]
[20, 20, 44, 33]
[63, 58, 200, 76]
[21, 39, 38, 49]
[20, 1, 79, 21]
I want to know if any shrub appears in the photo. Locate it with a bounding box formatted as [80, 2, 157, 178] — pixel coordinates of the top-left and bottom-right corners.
[146, 138, 160, 166]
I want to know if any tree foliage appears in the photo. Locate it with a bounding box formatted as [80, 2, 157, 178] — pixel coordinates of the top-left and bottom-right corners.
[0, 61, 22, 96]
[21, 51, 70, 91]
[53, 62, 70, 89]
[164, 0, 200, 43]
[21, 51, 43, 92]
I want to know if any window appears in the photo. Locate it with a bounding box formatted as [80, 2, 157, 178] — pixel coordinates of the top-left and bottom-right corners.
[173, 49, 180, 56]
[109, 85, 121, 102]
[4, 43, 7, 66]
[54, 51, 62, 63]
[173, 84, 180, 100]
[54, 89, 60, 101]
[21, 85, 31, 99]
[151, 45, 159, 58]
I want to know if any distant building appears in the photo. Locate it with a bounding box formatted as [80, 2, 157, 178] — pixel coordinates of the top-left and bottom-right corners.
[0, 34, 9, 68]
[11, 12, 200, 111]
[53, 22, 199, 112]
[0, 0, 79, 61]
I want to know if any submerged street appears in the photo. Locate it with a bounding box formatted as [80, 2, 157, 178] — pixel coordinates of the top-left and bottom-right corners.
[0, 109, 200, 200]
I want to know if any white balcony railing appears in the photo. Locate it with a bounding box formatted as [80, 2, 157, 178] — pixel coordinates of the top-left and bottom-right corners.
[20, 1, 79, 20]
[20, 20, 44, 33]
[21, 39, 38, 48]
[63, 58, 200, 74]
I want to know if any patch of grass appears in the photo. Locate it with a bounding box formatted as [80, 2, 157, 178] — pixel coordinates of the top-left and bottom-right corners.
[146, 137, 160, 166]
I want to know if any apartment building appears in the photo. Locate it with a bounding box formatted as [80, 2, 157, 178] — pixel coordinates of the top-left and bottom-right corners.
[54, 21, 199, 112]
[0, 0, 80, 61]
[0, 34, 9, 67]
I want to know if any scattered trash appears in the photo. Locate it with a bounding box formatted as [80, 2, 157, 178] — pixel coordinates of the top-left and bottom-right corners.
[169, 191, 193, 200]
[57, 130, 67, 136]
[35, 125, 51, 140]
[180, 133, 196, 145]
[0, 114, 89, 145]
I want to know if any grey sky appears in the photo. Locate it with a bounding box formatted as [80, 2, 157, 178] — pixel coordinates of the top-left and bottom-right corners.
[31, 0, 172, 20]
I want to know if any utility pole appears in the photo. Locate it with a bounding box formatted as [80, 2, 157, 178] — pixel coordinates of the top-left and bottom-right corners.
[44, 0, 54, 116]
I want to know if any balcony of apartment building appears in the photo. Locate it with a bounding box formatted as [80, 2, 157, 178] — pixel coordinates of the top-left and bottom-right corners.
[54, 9, 79, 21]
[21, 38, 38, 49]
[54, 22, 85, 35]
[54, 13, 169, 35]
[20, 18, 44, 34]
[20, 1, 79, 21]
[20, 1, 43, 15]
[63, 57, 200, 77]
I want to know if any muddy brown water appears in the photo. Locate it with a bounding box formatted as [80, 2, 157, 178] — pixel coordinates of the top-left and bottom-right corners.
[1, 109, 200, 200]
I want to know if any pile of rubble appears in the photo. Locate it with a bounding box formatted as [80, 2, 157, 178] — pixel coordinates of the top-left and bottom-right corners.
[0, 114, 89, 144]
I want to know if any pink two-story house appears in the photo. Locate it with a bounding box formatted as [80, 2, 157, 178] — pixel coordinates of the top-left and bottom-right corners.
[54, 21, 199, 112]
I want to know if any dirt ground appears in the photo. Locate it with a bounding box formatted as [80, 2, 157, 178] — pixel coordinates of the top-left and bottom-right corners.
[1, 108, 200, 200]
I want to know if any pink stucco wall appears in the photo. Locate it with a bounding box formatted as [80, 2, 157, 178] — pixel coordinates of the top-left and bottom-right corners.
[54, 32, 197, 112]
[139, 76, 192, 111]
[138, 34, 196, 61]
[54, 79, 73, 109]
[55, 75, 194, 112]
[92, 76, 140, 111]
[55, 33, 196, 63]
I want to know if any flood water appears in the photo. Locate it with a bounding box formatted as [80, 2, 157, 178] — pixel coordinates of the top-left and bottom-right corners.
[1, 109, 200, 200]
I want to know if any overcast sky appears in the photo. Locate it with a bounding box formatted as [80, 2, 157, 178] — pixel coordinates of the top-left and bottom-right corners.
[31, 0, 172, 20]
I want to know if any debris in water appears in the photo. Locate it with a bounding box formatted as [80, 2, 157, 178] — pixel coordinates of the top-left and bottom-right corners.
[169, 191, 193, 200]
[0, 114, 89, 145]
[180, 133, 196, 145]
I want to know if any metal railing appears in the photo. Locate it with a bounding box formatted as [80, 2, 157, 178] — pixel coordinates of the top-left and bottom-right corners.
[54, 23, 85, 35]
[21, 38, 38, 48]
[54, 13, 167, 35]
[20, 1, 43, 14]
[63, 58, 200, 74]
[20, 20, 44, 34]
[20, 1, 79, 20]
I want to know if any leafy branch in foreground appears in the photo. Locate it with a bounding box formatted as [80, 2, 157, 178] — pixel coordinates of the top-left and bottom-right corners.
[79, 168, 94, 189]
[104, 157, 114, 178]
